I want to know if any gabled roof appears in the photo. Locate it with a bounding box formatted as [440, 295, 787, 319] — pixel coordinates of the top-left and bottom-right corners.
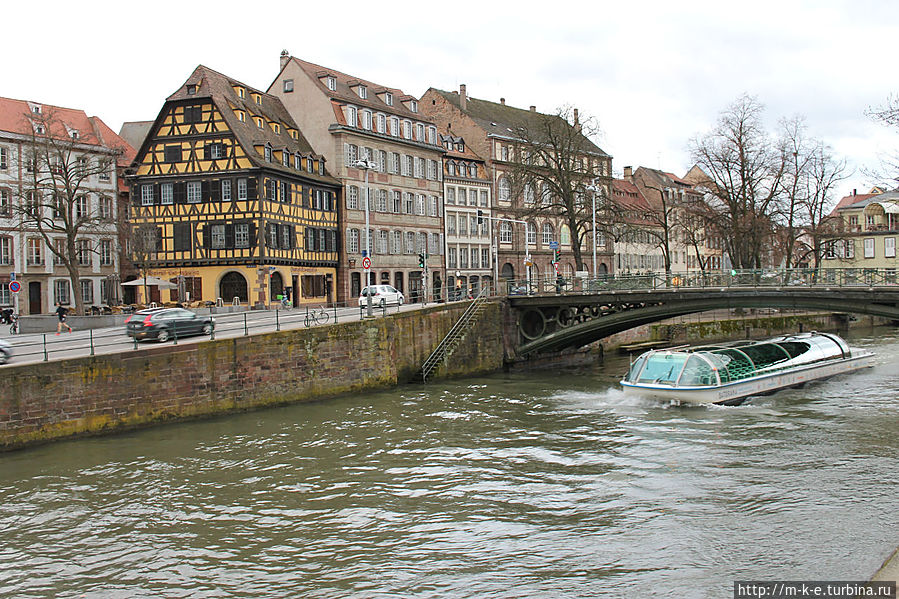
[832, 192, 878, 212]
[285, 57, 426, 121]
[613, 178, 657, 226]
[426, 88, 609, 158]
[0, 95, 129, 155]
[144, 65, 333, 181]
[633, 166, 697, 190]
[439, 133, 484, 161]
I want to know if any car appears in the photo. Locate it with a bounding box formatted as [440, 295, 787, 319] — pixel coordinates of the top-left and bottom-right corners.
[358, 285, 404, 308]
[125, 307, 215, 342]
[0, 338, 11, 364]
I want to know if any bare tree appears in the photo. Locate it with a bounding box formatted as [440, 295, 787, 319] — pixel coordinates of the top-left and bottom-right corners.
[689, 95, 787, 269]
[505, 106, 611, 271]
[14, 108, 121, 314]
[866, 94, 899, 183]
[129, 221, 161, 305]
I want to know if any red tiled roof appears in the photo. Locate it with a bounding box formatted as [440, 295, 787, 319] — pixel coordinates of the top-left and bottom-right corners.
[833, 193, 876, 211]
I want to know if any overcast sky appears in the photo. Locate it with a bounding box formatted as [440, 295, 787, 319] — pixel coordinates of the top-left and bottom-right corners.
[6, 0, 894, 200]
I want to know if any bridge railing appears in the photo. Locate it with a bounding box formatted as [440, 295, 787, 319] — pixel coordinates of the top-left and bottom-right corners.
[502, 267, 899, 295]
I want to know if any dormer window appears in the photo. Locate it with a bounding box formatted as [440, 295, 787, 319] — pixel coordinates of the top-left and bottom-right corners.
[254, 117, 264, 129]
[252, 94, 262, 105]
[319, 160, 325, 176]
[384, 92, 393, 106]
[236, 87, 246, 99]
[31, 104, 41, 115]
[282, 151, 289, 167]
[358, 85, 368, 99]
[186, 84, 197, 95]
[272, 122, 281, 134]
[295, 153, 302, 170]
[34, 124, 45, 135]
[307, 159, 314, 174]
[71, 131, 79, 140]
[236, 110, 246, 122]
[409, 100, 418, 113]
[326, 76, 336, 91]
[264, 145, 273, 162]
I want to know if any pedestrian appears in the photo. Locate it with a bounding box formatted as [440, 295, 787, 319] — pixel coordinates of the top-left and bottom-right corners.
[55, 302, 73, 335]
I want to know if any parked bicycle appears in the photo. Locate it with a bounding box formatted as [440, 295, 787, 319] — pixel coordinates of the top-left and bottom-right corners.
[304, 306, 330, 327]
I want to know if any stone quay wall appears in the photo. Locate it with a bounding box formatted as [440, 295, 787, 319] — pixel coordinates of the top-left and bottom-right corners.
[0, 302, 505, 451]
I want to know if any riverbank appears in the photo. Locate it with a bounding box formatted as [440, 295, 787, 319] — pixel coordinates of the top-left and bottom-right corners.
[872, 546, 899, 583]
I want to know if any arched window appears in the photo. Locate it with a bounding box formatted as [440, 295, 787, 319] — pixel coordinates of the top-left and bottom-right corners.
[540, 185, 552, 206]
[499, 221, 513, 243]
[524, 184, 535, 205]
[498, 177, 511, 201]
[542, 222, 554, 245]
[527, 222, 537, 245]
[561, 224, 571, 245]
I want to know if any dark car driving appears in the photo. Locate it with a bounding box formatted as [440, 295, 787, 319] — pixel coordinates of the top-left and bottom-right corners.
[125, 308, 214, 342]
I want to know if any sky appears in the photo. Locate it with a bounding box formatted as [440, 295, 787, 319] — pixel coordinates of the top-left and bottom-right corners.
[6, 0, 895, 201]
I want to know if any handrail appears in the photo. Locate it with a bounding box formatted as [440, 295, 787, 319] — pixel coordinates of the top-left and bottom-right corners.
[420, 285, 491, 382]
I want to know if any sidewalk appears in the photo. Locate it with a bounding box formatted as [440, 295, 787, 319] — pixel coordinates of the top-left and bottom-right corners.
[872, 546, 899, 582]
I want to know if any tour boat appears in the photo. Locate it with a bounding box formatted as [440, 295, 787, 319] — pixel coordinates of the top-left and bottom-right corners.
[620, 332, 875, 405]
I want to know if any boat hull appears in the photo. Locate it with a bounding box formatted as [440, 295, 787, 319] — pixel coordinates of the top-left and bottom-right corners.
[620, 352, 875, 405]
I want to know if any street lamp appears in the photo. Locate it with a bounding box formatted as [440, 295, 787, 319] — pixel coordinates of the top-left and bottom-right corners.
[355, 157, 376, 317]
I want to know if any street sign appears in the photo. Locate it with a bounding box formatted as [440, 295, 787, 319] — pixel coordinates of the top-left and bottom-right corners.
[9, 272, 15, 282]
[9, 281, 20, 293]
[362, 256, 371, 270]
[524, 259, 533, 267]
[549, 241, 559, 249]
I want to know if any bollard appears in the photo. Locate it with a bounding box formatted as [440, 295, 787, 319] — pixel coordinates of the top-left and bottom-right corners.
[43, 334, 48, 361]
[243, 312, 248, 336]
[276, 308, 280, 332]
[90, 329, 95, 356]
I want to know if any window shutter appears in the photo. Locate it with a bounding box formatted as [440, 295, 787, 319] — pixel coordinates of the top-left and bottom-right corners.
[290, 225, 296, 249]
[225, 224, 235, 248]
[153, 183, 161, 201]
[248, 223, 256, 247]
[202, 224, 211, 248]
[210, 180, 220, 202]
[203, 144, 210, 160]
[247, 177, 257, 200]
[174, 183, 186, 203]
[201, 181, 209, 202]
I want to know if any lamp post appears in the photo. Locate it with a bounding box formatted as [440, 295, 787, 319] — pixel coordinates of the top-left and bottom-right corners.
[355, 157, 376, 317]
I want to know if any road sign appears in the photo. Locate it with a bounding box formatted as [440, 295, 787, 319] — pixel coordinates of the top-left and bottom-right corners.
[9, 281, 20, 293]
[549, 241, 559, 249]
[9, 272, 15, 282]
[362, 256, 371, 270]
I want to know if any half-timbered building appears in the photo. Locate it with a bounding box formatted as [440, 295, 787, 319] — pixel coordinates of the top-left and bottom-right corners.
[129, 65, 340, 307]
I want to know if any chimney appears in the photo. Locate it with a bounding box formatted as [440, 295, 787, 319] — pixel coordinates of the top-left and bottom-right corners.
[853, 189, 857, 196]
[500, 98, 505, 105]
[573, 107, 581, 132]
[280, 49, 290, 70]
[460, 84, 467, 111]
[623, 166, 633, 179]
[530, 105, 536, 112]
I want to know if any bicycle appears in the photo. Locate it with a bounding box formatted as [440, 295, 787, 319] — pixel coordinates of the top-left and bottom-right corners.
[8, 313, 18, 335]
[304, 306, 330, 327]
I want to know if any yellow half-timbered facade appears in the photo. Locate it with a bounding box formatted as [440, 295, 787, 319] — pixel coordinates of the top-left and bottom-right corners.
[129, 65, 340, 307]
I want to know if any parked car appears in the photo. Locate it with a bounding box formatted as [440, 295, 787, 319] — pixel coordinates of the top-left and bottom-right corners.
[358, 285, 404, 308]
[0, 339, 12, 364]
[125, 308, 215, 342]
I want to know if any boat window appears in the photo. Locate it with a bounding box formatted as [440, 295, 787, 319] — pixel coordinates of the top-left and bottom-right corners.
[625, 355, 648, 383]
[637, 353, 688, 384]
[741, 343, 791, 370]
[713, 348, 755, 381]
[677, 355, 717, 386]
[777, 341, 810, 359]
[705, 353, 733, 383]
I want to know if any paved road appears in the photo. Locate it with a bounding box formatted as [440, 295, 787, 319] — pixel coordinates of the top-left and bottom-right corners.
[0, 300, 448, 367]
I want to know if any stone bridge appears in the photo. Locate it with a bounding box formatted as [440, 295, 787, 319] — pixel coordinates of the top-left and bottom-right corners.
[504, 269, 899, 356]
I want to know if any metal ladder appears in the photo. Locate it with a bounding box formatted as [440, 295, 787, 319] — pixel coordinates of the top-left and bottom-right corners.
[420, 286, 491, 382]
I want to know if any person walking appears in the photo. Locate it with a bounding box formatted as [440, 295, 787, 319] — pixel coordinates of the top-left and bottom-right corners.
[55, 302, 73, 335]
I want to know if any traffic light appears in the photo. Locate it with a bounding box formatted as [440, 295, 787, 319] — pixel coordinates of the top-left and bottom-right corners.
[476, 210, 484, 225]
[418, 253, 426, 268]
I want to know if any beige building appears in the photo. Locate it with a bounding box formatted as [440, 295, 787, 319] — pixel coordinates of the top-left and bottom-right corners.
[270, 52, 446, 303]
[441, 134, 492, 298]
[824, 189, 898, 276]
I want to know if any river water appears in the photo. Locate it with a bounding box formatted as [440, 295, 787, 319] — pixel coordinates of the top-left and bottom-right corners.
[1, 328, 898, 598]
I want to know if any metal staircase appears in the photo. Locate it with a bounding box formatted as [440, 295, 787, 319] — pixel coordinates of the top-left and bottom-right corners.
[420, 286, 491, 382]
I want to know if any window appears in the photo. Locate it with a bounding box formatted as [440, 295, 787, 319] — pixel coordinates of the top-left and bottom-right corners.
[404, 192, 414, 214]
[347, 185, 359, 210]
[447, 214, 457, 235]
[844, 239, 854, 259]
[164, 145, 181, 162]
[428, 160, 438, 180]
[390, 116, 399, 136]
[561, 224, 571, 245]
[0, 147, 7, 170]
[498, 177, 511, 201]
[264, 145, 273, 162]
[482, 248, 490, 268]
[183, 106, 203, 123]
[346, 143, 358, 165]
[255, 117, 264, 129]
[95, 195, 112, 220]
[346, 106, 358, 128]
[0, 188, 11, 216]
[253, 94, 262, 106]
[54, 279, 70, 305]
[448, 247, 457, 268]
[377, 189, 388, 212]
[416, 194, 426, 215]
[347, 228, 359, 253]
[141, 185, 154, 206]
[283, 79, 294, 93]
[81, 280, 94, 305]
[542, 223, 554, 245]
[500, 222, 512, 243]
[429, 233, 440, 255]
[281, 225, 292, 249]
[235, 223, 250, 248]
[447, 188, 456, 205]
[377, 230, 388, 254]
[416, 123, 424, 141]
[326, 76, 336, 91]
[0, 237, 10, 265]
[459, 214, 468, 236]
[236, 110, 246, 123]
[358, 85, 367, 99]
[75, 195, 89, 219]
[220, 179, 232, 201]
[238, 178, 248, 200]
[99, 164, 111, 182]
[864, 237, 875, 258]
[527, 222, 537, 245]
[405, 232, 415, 254]
[480, 190, 488, 207]
[403, 155, 414, 177]
[471, 248, 479, 268]
[429, 196, 439, 217]
[403, 120, 412, 139]
[54, 238, 65, 265]
[186, 181, 201, 203]
[409, 100, 418, 113]
[886, 237, 896, 258]
[384, 92, 393, 106]
[377, 114, 386, 133]
[391, 190, 401, 213]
